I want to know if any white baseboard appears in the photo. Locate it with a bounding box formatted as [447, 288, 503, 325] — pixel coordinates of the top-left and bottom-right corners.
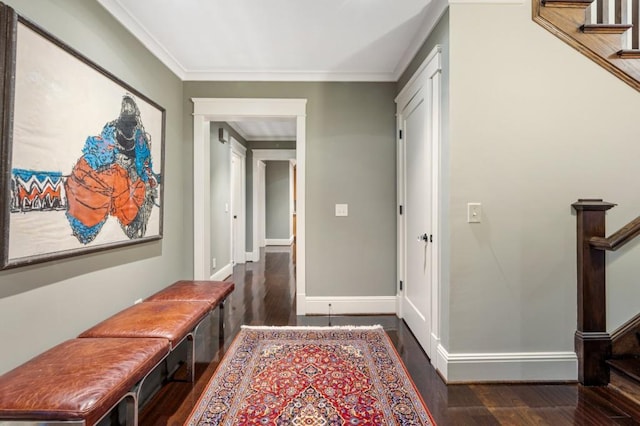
[210, 263, 233, 281]
[436, 345, 578, 383]
[297, 293, 306, 315]
[266, 236, 294, 246]
[305, 296, 397, 315]
[245, 251, 258, 262]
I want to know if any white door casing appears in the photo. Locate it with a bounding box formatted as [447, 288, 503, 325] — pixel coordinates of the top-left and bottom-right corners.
[252, 150, 296, 253]
[396, 46, 442, 360]
[230, 137, 246, 264]
[192, 98, 307, 315]
[257, 160, 266, 249]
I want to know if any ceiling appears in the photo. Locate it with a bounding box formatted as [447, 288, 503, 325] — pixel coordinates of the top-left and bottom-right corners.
[97, 0, 443, 82]
[227, 118, 297, 141]
[97, 0, 445, 140]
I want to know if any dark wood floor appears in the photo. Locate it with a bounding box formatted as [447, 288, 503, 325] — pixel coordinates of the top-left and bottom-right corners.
[140, 246, 640, 425]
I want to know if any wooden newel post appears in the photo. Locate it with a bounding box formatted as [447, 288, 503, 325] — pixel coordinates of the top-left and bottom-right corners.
[572, 199, 615, 386]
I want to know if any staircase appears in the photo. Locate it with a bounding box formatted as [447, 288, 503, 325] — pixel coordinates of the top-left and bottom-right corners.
[607, 314, 640, 404]
[572, 201, 640, 407]
[534, 0, 640, 91]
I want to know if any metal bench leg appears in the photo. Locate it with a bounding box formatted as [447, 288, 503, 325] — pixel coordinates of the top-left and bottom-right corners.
[219, 300, 225, 346]
[186, 332, 196, 383]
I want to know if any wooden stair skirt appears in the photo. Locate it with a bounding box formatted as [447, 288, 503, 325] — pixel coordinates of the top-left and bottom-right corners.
[606, 313, 640, 402]
[608, 359, 640, 403]
[534, 0, 640, 92]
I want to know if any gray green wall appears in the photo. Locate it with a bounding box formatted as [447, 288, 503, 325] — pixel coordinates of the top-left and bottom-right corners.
[0, 0, 187, 374]
[440, 0, 640, 380]
[184, 82, 397, 298]
[265, 161, 291, 240]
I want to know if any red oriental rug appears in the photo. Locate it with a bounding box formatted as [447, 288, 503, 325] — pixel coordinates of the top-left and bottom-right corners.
[185, 325, 436, 425]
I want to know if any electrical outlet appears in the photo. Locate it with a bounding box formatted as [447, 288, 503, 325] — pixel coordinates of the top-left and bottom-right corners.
[212, 258, 217, 269]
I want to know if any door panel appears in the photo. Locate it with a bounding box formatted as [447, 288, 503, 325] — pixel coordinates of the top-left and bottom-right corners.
[231, 152, 244, 264]
[402, 88, 432, 357]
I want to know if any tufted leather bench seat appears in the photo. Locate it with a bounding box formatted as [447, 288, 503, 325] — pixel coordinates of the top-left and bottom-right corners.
[145, 280, 234, 344]
[0, 337, 169, 425]
[145, 280, 234, 309]
[79, 300, 211, 383]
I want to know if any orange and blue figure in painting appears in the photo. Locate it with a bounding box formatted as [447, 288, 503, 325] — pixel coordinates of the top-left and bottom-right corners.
[62, 94, 159, 244]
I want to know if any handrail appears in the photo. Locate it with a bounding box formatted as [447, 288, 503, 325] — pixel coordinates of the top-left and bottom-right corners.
[572, 199, 640, 386]
[590, 216, 640, 250]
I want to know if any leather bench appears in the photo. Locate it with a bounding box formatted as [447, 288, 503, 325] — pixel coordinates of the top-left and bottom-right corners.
[144, 280, 235, 344]
[0, 337, 169, 425]
[79, 300, 211, 383]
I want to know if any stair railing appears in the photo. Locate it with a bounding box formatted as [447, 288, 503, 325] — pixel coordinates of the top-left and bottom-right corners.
[534, 0, 640, 92]
[572, 199, 640, 385]
[585, 0, 640, 53]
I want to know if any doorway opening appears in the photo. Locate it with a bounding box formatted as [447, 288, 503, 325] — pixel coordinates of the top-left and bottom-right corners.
[192, 98, 307, 315]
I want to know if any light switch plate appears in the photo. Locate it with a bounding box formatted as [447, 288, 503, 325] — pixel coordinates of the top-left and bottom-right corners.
[467, 202, 481, 223]
[335, 204, 348, 217]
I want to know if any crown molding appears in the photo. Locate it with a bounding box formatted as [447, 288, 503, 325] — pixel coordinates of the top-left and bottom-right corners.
[393, 0, 449, 81]
[97, 0, 186, 79]
[183, 70, 397, 82]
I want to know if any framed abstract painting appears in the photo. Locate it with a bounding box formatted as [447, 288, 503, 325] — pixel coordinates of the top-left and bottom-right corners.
[0, 3, 165, 270]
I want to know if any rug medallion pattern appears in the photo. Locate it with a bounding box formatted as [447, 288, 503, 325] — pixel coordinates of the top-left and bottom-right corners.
[186, 326, 435, 425]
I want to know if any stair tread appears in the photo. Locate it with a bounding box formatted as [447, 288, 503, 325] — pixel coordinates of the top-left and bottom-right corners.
[618, 49, 640, 58]
[608, 358, 640, 382]
[543, 0, 593, 8]
[582, 24, 633, 34]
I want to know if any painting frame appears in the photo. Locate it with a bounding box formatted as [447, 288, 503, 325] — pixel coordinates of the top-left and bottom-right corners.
[0, 3, 166, 270]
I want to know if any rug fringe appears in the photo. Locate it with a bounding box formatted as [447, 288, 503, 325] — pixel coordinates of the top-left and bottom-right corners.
[241, 324, 384, 331]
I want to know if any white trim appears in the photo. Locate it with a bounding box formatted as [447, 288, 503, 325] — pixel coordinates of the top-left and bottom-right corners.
[192, 98, 307, 315]
[305, 296, 397, 315]
[193, 115, 210, 279]
[245, 252, 257, 262]
[393, 0, 448, 81]
[289, 161, 295, 240]
[230, 137, 247, 155]
[395, 46, 443, 359]
[257, 161, 267, 251]
[184, 71, 396, 82]
[253, 150, 297, 254]
[252, 149, 296, 160]
[266, 237, 294, 246]
[210, 263, 233, 281]
[396, 46, 442, 105]
[97, 0, 186, 79]
[230, 140, 246, 265]
[193, 98, 307, 118]
[435, 345, 578, 383]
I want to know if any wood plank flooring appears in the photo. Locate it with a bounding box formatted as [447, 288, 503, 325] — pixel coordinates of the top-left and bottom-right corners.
[140, 246, 640, 425]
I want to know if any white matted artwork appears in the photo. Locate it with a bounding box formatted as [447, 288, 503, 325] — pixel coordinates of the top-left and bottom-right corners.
[0, 4, 165, 269]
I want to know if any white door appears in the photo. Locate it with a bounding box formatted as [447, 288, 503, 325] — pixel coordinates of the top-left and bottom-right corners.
[397, 46, 441, 359]
[401, 89, 432, 356]
[230, 151, 244, 264]
[258, 161, 266, 248]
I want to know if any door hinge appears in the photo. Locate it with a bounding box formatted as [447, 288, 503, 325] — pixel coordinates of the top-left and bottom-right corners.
[399, 280, 403, 291]
[399, 205, 403, 215]
[398, 129, 403, 139]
